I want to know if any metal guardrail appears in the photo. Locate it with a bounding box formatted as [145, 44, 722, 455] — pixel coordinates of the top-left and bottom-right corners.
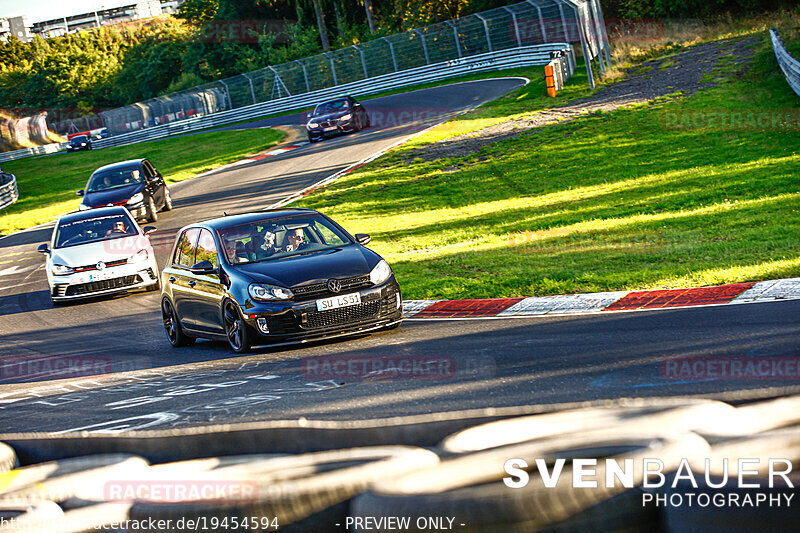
[0, 142, 68, 164]
[50, 0, 607, 141]
[770, 29, 800, 97]
[0, 43, 575, 160]
[89, 44, 575, 150]
[0, 172, 19, 210]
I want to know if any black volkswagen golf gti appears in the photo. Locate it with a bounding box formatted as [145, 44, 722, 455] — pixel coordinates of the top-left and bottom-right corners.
[161, 209, 402, 353]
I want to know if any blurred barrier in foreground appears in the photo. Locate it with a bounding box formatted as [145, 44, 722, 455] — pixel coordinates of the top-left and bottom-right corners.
[0, 171, 18, 210]
[1, 395, 800, 531]
[770, 29, 800, 97]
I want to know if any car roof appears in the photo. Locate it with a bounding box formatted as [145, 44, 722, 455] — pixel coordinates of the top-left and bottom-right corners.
[57, 206, 132, 225]
[90, 159, 145, 174]
[182, 208, 321, 233]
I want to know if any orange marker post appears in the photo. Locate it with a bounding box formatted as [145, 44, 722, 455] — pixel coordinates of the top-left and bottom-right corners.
[545, 63, 557, 97]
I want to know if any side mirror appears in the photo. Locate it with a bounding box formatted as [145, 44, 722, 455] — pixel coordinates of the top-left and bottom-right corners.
[76, 190, 84, 196]
[355, 233, 371, 245]
[37, 243, 50, 254]
[190, 260, 215, 274]
[142, 226, 157, 235]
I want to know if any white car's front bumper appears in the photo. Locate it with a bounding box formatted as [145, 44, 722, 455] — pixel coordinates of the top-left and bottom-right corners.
[50, 259, 158, 301]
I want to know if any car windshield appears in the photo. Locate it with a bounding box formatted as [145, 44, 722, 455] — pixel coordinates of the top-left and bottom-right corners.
[86, 167, 142, 192]
[312, 99, 350, 116]
[54, 213, 137, 248]
[218, 215, 352, 265]
[71, 136, 87, 143]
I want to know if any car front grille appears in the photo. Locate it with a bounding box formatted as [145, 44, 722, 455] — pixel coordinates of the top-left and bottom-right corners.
[65, 275, 142, 296]
[292, 275, 372, 300]
[74, 259, 128, 273]
[302, 300, 381, 330]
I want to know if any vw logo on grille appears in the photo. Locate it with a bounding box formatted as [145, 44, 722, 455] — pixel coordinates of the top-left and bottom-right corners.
[96, 261, 106, 270]
[327, 279, 341, 293]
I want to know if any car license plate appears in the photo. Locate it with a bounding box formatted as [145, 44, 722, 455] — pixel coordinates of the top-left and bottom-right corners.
[323, 126, 338, 132]
[316, 292, 361, 311]
[89, 269, 114, 282]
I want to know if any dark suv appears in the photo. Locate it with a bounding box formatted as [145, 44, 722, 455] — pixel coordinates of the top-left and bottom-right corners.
[77, 159, 173, 222]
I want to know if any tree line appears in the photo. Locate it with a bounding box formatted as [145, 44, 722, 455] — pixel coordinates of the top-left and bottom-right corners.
[0, 0, 791, 119]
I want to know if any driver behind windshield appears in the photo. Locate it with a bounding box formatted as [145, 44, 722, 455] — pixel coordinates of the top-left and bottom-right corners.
[284, 228, 308, 252]
[105, 220, 128, 236]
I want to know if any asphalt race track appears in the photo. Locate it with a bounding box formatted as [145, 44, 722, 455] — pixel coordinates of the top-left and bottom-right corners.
[1, 78, 799, 434]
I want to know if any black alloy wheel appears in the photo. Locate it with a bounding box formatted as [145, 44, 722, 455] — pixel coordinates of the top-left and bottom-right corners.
[223, 300, 251, 353]
[162, 299, 195, 347]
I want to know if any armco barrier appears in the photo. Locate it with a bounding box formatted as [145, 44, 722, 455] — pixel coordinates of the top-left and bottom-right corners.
[0, 142, 68, 164]
[0, 172, 18, 210]
[89, 44, 575, 150]
[770, 29, 800, 97]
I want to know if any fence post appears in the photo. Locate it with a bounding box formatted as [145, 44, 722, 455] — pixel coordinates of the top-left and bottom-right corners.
[353, 44, 369, 78]
[412, 30, 430, 64]
[268, 66, 291, 97]
[383, 37, 399, 72]
[526, 0, 548, 43]
[475, 14, 493, 52]
[295, 60, 311, 93]
[323, 52, 338, 85]
[444, 21, 463, 57]
[502, 7, 522, 47]
[242, 73, 257, 104]
[218, 80, 233, 109]
[557, 2, 569, 42]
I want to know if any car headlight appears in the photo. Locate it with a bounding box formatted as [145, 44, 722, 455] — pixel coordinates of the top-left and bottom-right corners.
[52, 264, 75, 276]
[339, 114, 352, 121]
[307, 122, 319, 129]
[249, 283, 293, 301]
[78, 203, 91, 211]
[369, 259, 392, 285]
[127, 192, 144, 205]
[128, 249, 149, 263]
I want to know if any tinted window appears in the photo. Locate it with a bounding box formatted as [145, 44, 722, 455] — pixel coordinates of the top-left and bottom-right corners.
[71, 136, 88, 143]
[87, 167, 142, 192]
[195, 230, 218, 266]
[218, 215, 352, 264]
[174, 228, 200, 266]
[54, 213, 137, 248]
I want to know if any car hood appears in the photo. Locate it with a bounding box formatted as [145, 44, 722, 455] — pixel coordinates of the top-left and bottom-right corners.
[233, 245, 379, 288]
[83, 184, 143, 207]
[308, 110, 350, 123]
[51, 235, 149, 267]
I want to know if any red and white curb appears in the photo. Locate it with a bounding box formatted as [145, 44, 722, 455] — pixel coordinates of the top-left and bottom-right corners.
[402, 278, 800, 319]
[223, 142, 308, 169]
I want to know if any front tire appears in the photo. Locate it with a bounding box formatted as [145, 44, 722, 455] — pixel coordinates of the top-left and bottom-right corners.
[223, 300, 251, 354]
[162, 298, 195, 347]
[146, 196, 158, 223]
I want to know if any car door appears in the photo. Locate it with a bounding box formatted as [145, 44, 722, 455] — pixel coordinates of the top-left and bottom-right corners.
[142, 160, 165, 207]
[165, 228, 200, 330]
[190, 229, 226, 334]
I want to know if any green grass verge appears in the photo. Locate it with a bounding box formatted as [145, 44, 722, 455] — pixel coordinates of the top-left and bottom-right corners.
[296, 35, 800, 299]
[0, 128, 285, 236]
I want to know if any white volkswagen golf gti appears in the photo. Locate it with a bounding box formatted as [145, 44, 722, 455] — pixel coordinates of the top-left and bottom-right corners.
[37, 206, 160, 305]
